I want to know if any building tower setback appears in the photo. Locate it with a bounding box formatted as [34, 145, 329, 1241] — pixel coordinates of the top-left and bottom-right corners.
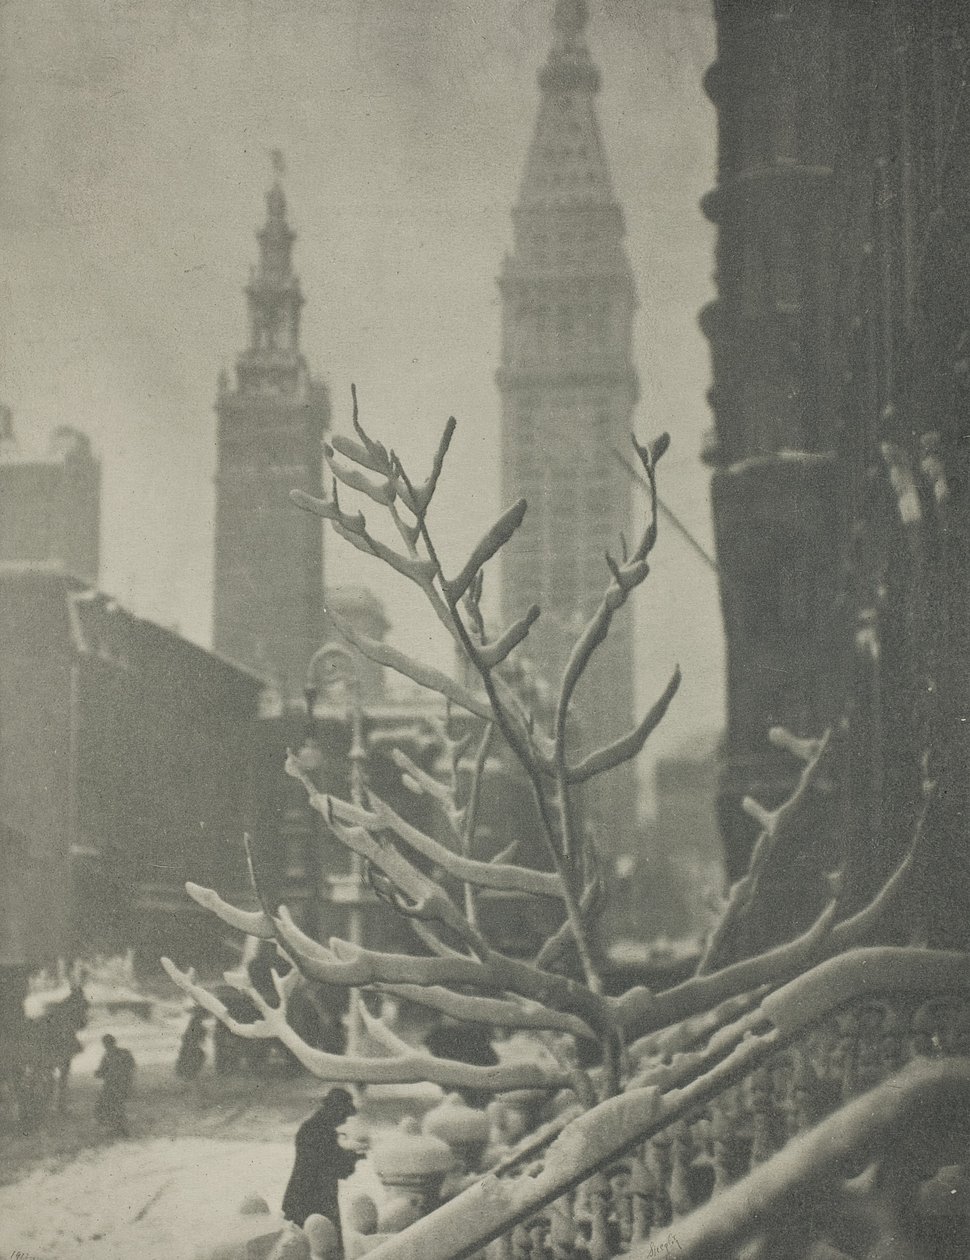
[0, 406, 100, 586]
[498, 0, 639, 859]
[213, 178, 331, 702]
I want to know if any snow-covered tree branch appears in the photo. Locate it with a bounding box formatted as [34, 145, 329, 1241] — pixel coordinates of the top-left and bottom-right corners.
[170, 398, 955, 1113]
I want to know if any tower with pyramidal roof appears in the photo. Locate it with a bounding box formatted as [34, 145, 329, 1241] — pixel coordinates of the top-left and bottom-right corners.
[213, 175, 330, 701]
[498, 0, 639, 861]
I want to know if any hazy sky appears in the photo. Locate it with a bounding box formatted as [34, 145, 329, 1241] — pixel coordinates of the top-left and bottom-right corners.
[1, 0, 721, 809]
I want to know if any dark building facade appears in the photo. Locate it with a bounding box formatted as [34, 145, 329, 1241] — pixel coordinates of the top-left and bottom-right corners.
[0, 568, 263, 973]
[702, 0, 970, 954]
[213, 180, 331, 702]
[498, 0, 640, 861]
[0, 408, 100, 587]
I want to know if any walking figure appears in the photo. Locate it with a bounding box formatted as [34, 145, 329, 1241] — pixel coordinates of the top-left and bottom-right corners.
[176, 1008, 208, 1082]
[282, 1088, 361, 1245]
[95, 1033, 135, 1137]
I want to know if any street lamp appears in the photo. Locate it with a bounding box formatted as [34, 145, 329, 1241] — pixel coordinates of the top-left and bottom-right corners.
[303, 642, 369, 1054]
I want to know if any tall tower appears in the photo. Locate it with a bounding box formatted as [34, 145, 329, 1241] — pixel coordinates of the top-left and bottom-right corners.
[498, 0, 639, 859]
[213, 177, 330, 701]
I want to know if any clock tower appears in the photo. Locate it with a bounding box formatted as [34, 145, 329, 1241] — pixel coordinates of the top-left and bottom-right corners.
[213, 176, 330, 701]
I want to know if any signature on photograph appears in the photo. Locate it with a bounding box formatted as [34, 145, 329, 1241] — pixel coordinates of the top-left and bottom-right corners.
[638, 1234, 684, 1257]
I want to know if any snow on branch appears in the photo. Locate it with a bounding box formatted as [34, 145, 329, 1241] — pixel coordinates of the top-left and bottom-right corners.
[363, 947, 970, 1260]
[184, 882, 275, 939]
[392, 747, 455, 807]
[160, 958, 570, 1092]
[272, 906, 610, 1032]
[368, 981, 597, 1042]
[615, 895, 842, 1040]
[697, 725, 834, 975]
[395, 413, 456, 517]
[565, 666, 681, 784]
[829, 773, 937, 947]
[443, 500, 529, 603]
[474, 605, 542, 669]
[328, 791, 566, 901]
[619, 793, 949, 1043]
[285, 754, 487, 950]
[322, 607, 492, 720]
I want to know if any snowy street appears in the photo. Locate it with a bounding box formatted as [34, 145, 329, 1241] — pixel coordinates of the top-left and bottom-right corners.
[0, 999, 409, 1259]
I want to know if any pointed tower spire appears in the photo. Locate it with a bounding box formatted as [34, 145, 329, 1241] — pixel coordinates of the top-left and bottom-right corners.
[518, 0, 616, 212]
[212, 168, 331, 702]
[236, 163, 306, 395]
[497, 2, 639, 872]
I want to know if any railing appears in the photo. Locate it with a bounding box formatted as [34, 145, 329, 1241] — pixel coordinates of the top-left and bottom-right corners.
[352, 947, 970, 1260]
[635, 1057, 970, 1260]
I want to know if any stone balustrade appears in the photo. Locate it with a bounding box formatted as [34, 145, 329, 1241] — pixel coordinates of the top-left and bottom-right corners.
[476, 988, 970, 1259]
[355, 949, 970, 1260]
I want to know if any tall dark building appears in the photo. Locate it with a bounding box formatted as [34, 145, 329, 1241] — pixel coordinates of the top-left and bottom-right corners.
[213, 179, 331, 701]
[702, 0, 970, 956]
[498, 0, 639, 859]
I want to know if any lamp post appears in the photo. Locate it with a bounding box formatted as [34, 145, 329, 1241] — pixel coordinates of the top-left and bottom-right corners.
[303, 642, 369, 1055]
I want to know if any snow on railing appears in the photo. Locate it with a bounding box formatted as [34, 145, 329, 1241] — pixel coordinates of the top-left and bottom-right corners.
[358, 947, 970, 1260]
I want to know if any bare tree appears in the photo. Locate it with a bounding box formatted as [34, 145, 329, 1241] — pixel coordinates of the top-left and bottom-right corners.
[163, 392, 939, 1112]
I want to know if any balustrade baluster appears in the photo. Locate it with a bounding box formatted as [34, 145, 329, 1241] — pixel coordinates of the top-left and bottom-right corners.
[831, 1009, 861, 1101]
[783, 1048, 824, 1139]
[749, 1067, 783, 1166]
[647, 1132, 673, 1229]
[710, 1106, 738, 1194]
[586, 1171, 612, 1260]
[916, 1002, 939, 1057]
[627, 1147, 655, 1244]
[854, 1001, 891, 1093]
[609, 1160, 633, 1250]
[548, 1195, 578, 1260]
[528, 1220, 550, 1260]
[511, 1221, 533, 1260]
[878, 1004, 906, 1078]
[669, 1120, 695, 1216]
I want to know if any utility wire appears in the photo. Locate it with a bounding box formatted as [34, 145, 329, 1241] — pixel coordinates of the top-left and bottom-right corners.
[612, 448, 723, 580]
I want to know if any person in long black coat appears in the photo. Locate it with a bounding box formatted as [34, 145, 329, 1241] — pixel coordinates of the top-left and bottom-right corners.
[281, 1088, 361, 1239]
[94, 1034, 135, 1137]
[175, 1008, 207, 1081]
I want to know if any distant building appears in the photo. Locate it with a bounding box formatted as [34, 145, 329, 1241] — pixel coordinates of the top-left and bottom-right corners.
[321, 585, 392, 704]
[0, 407, 100, 586]
[649, 730, 725, 936]
[497, 0, 640, 865]
[608, 731, 725, 947]
[213, 179, 331, 702]
[257, 589, 564, 961]
[0, 567, 263, 976]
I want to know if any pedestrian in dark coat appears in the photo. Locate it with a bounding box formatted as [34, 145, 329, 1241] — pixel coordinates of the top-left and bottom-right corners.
[282, 1088, 361, 1241]
[94, 1033, 135, 1137]
[176, 1008, 208, 1081]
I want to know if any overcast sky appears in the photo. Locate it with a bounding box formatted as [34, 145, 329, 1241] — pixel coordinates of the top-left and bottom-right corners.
[1, 0, 721, 810]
